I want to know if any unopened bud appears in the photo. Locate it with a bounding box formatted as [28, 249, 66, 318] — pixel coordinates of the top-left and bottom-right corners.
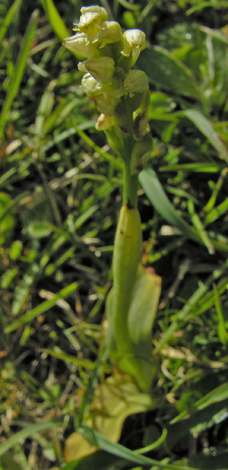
[64, 32, 97, 58]
[121, 29, 146, 64]
[78, 57, 115, 84]
[81, 73, 102, 95]
[99, 21, 122, 48]
[80, 5, 109, 21]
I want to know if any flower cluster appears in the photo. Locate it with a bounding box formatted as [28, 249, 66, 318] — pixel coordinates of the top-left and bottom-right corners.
[65, 6, 148, 116]
[65, 5, 152, 172]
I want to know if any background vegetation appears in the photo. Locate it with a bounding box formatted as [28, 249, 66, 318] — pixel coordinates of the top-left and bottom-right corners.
[1, 0, 228, 469]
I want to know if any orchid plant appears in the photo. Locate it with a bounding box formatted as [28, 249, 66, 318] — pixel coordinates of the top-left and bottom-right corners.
[64, 5, 161, 462]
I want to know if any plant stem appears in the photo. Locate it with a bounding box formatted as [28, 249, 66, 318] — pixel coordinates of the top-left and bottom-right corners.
[123, 137, 138, 208]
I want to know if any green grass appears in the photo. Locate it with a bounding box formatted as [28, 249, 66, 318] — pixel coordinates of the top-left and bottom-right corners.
[1, 0, 228, 469]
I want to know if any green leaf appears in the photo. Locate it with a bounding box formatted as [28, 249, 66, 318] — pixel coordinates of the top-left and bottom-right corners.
[183, 109, 228, 163]
[41, 348, 96, 370]
[64, 373, 155, 462]
[137, 46, 200, 99]
[78, 426, 196, 470]
[12, 263, 40, 315]
[0, 9, 39, 139]
[0, 422, 58, 457]
[0, 0, 22, 44]
[139, 168, 200, 243]
[5, 282, 79, 333]
[40, 0, 70, 42]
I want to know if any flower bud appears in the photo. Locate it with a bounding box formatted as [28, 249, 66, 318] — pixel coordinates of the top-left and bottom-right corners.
[124, 70, 149, 97]
[64, 32, 97, 58]
[121, 29, 146, 64]
[80, 6, 109, 22]
[78, 57, 115, 84]
[81, 73, 102, 95]
[99, 21, 122, 48]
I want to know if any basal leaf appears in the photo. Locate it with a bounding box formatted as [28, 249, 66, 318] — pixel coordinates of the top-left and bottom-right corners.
[64, 373, 155, 462]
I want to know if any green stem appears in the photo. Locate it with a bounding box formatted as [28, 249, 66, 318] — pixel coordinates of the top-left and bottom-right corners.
[123, 137, 138, 208]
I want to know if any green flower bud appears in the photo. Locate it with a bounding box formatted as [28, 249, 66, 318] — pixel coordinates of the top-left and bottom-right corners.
[74, 7, 108, 44]
[64, 32, 98, 58]
[121, 29, 146, 64]
[99, 21, 122, 48]
[81, 73, 102, 95]
[80, 6, 109, 22]
[130, 132, 153, 175]
[124, 70, 149, 97]
[78, 57, 115, 84]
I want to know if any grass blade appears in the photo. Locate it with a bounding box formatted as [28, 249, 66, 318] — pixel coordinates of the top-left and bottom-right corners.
[79, 426, 197, 470]
[154, 259, 228, 353]
[40, 0, 70, 41]
[183, 109, 228, 163]
[0, 9, 39, 140]
[139, 168, 200, 243]
[5, 282, 79, 333]
[0, 0, 22, 44]
[0, 421, 58, 457]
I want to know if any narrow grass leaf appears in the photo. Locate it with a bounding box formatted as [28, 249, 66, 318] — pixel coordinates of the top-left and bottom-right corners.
[0, 421, 58, 457]
[154, 260, 228, 353]
[187, 2, 228, 15]
[159, 163, 221, 173]
[12, 263, 40, 315]
[41, 348, 96, 369]
[70, 116, 123, 169]
[79, 426, 196, 470]
[204, 198, 228, 226]
[40, 0, 70, 41]
[0, 10, 39, 140]
[213, 283, 228, 345]
[183, 109, 228, 162]
[0, 0, 22, 44]
[167, 398, 228, 450]
[139, 169, 200, 243]
[5, 282, 79, 333]
[187, 200, 214, 254]
[199, 25, 228, 45]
